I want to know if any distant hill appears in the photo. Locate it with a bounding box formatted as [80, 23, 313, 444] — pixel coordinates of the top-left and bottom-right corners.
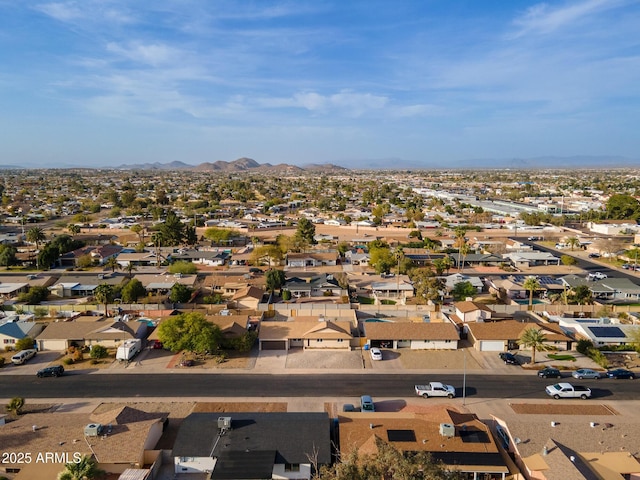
[114, 157, 349, 173]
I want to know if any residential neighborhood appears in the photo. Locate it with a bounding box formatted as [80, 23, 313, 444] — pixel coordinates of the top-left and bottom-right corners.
[0, 166, 639, 480]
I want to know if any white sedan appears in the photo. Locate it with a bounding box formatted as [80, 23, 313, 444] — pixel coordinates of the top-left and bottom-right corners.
[370, 347, 383, 361]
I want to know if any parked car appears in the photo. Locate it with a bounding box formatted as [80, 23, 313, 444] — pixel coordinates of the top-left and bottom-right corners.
[370, 347, 383, 361]
[622, 264, 631, 269]
[152, 341, 163, 349]
[527, 236, 540, 241]
[360, 395, 375, 412]
[572, 368, 601, 380]
[588, 253, 601, 258]
[606, 368, 635, 379]
[342, 403, 355, 412]
[587, 272, 607, 280]
[538, 367, 562, 378]
[499, 352, 519, 365]
[36, 365, 64, 378]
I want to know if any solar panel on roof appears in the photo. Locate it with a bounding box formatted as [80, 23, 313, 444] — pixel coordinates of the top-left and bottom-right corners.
[588, 326, 625, 338]
[387, 430, 416, 442]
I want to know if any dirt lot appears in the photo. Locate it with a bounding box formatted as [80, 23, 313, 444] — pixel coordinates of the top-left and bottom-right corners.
[510, 403, 617, 415]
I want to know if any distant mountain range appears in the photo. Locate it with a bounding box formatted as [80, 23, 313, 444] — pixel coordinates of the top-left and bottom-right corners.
[1, 155, 637, 171]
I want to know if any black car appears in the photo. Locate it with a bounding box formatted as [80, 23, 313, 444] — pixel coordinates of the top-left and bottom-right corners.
[36, 365, 64, 378]
[588, 253, 601, 258]
[499, 352, 519, 365]
[538, 367, 562, 378]
[606, 368, 635, 379]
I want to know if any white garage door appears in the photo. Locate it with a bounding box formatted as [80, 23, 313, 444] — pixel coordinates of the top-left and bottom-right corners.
[480, 340, 505, 352]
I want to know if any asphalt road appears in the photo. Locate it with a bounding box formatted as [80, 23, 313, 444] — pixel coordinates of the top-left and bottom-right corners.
[1, 373, 638, 400]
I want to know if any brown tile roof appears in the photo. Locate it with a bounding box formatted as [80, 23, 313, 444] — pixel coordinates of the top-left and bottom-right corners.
[35, 319, 136, 341]
[259, 320, 353, 340]
[363, 321, 459, 341]
[0, 410, 163, 467]
[467, 320, 572, 342]
[232, 285, 265, 300]
[339, 407, 506, 472]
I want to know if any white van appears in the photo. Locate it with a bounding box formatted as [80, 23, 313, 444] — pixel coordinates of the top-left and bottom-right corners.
[11, 349, 37, 365]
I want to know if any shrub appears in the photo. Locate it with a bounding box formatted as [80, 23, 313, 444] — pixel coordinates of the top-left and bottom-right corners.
[281, 289, 291, 301]
[15, 337, 35, 351]
[89, 344, 108, 359]
[73, 349, 83, 362]
[4, 346, 12, 352]
[62, 357, 74, 365]
[591, 349, 609, 368]
[576, 339, 593, 355]
[0, 357, 4, 368]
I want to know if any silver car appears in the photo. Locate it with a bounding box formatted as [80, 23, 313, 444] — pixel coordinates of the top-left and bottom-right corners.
[572, 368, 600, 380]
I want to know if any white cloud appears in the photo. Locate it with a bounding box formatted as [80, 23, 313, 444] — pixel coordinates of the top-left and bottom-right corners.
[34, 1, 83, 22]
[512, 0, 630, 37]
[258, 90, 388, 117]
[106, 42, 181, 67]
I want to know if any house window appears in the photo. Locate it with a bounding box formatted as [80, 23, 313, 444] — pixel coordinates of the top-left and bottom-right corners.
[284, 463, 300, 472]
[316, 339, 323, 342]
[337, 339, 343, 343]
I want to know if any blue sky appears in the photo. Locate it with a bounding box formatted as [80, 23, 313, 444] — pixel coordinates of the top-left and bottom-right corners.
[1, 0, 639, 168]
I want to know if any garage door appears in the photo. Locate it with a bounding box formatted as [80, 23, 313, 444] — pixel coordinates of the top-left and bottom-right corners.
[480, 340, 505, 352]
[261, 340, 287, 350]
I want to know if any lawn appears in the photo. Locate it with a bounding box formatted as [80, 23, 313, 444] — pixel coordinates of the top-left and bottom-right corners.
[547, 353, 576, 361]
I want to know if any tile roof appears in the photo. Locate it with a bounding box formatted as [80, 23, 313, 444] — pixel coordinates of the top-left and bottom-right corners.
[363, 321, 459, 341]
[259, 320, 353, 340]
[455, 301, 494, 313]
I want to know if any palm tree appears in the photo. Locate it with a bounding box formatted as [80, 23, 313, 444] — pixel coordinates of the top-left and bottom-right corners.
[57, 455, 104, 480]
[518, 327, 552, 364]
[523, 276, 541, 310]
[124, 262, 138, 279]
[103, 256, 120, 273]
[566, 236, 580, 251]
[458, 243, 470, 275]
[26, 226, 46, 248]
[94, 284, 115, 317]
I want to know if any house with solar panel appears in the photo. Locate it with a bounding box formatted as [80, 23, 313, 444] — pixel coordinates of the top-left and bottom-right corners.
[546, 315, 639, 348]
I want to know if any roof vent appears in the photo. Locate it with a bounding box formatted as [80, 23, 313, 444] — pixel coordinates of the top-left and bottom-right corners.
[84, 423, 104, 437]
[439, 423, 455, 438]
[218, 417, 232, 431]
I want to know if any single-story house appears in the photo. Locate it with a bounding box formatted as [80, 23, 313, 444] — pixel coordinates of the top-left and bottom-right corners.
[286, 251, 339, 268]
[502, 252, 561, 268]
[339, 407, 509, 479]
[49, 273, 126, 298]
[363, 320, 459, 350]
[259, 318, 353, 351]
[465, 320, 573, 352]
[452, 301, 494, 324]
[170, 249, 229, 266]
[134, 273, 198, 294]
[0, 406, 165, 479]
[0, 318, 43, 349]
[232, 286, 266, 310]
[546, 315, 639, 348]
[173, 412, 331, 479]
[284, 274, 346, 298]
[35, 318, 140, 351]
[492, 413, 640, 480]
[59, 244, 123, 268]
[449, 253, 504, 269]
[443, 273, 484, 294]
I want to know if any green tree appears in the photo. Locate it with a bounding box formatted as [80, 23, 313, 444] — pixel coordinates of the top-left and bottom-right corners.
[606, 194, 640, 220]
[204, 227, 237, 244]
[566, 237, 580, 251]
[104, 256, 120, 273]
[295, 217, 316, 245]
[67, 224, 81, 236]
[315, 436, 463, 480]
[157, 312, 222, 354]
[569, 284, 594, 305]
[523, 276, 541, 310]
[369, 246, 395, 274]
[251, 245, 283, 266]
[26, 226, 46, 248]
[0, 245, 17, 268]
[124, 262, 138, 278]
[169, 283, 193, 303]
[518, 327, 552, 364]
[121, 278, 146, 303]
[451, 281, 476, 301]
[17, 285, 50, 304]
[409, 268, 445, 306]
[168, 260, 198, 275]
[6, 397, 25, 416]
[265, 269, 286, 292]
[89, 344, 108, 359]
[94, 284, 115, 317]
[57, 454, 105, 480]
[156, 209, 185, 246]
[560, 255, 577, 268]
[15, 337, 34, 351]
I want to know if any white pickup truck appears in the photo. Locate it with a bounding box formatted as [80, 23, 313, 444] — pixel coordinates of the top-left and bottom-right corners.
[545, 382, 592, 399]
[415, 382, 456, 398]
